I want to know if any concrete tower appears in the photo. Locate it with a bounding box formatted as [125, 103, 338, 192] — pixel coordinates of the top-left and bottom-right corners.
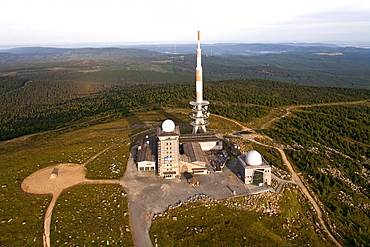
[157, 120, 181, 179]
[190, 31, 210, 133]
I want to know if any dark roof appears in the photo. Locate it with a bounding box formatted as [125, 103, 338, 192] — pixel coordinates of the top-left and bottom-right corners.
[180, 132, 221, 143]
[188, 177, 200, 183]
[137, 137, 157, 162]
[182, 142, 207, 163]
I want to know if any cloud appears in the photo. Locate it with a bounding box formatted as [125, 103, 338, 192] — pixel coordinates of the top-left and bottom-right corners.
[1, 0, 370, 45]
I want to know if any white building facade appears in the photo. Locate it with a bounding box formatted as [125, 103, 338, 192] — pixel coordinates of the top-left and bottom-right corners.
[157, 120, 181, 179]
[237, 150, 271, 186]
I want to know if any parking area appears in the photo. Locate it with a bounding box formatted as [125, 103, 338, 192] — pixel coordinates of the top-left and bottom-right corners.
[121, 147, 269, 247]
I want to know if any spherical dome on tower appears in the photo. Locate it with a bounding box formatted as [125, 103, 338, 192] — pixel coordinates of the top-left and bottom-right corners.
[162, 119, 175, 132]
[245, 150, 262, 166]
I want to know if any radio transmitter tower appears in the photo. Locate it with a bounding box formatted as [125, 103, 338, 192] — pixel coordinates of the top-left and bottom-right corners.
[190, 31, 210, 133]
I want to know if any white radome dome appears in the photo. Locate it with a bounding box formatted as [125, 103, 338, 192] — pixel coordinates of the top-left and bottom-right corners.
[245, 150, 262, 166]
[162, 119, 175, 132]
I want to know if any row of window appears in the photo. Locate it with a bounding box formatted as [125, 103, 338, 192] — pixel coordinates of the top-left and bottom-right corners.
[139, 167, 155, 171]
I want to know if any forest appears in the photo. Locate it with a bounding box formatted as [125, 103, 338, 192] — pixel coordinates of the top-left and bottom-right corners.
[2, 45, 370, 89]
[0, 50, 369, 246]
[1, 73, 370, 141]
[263, 104, 370, 246]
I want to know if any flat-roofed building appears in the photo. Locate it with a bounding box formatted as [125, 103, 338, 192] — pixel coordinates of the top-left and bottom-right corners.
[180, 142, 209, 175]
[180, 133, 223, 151]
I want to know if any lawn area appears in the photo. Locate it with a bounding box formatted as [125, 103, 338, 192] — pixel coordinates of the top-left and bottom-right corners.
[50, 184, 132, 246]
[0, 117, 137, 245]
[150, 185, 335, 247]
[0, 109, 192, 245]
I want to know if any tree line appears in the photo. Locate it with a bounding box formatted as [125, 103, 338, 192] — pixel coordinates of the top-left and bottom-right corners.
[1, 76, 370, 141]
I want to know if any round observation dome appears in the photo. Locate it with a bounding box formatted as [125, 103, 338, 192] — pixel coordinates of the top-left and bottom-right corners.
[162, 119, 175, 132]
[245, 150, 262, 166]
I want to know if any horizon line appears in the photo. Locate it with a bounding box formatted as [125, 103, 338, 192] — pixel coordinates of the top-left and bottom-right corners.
[2, 40, 370, 50]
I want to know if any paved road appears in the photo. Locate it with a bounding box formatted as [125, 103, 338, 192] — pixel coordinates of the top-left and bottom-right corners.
[271, 174, 296, 193]
[120, 146, 268, 247]
[233, 132, 342, 247]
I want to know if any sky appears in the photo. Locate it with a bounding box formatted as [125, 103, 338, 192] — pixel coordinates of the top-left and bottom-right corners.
[1, 0, 370, 47]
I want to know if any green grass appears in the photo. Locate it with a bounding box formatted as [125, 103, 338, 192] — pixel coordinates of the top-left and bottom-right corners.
[264, 103, 370, 246]
[0, 109, 191, 245]
[1, 104, 366, 246]
[0, 192, 50, 246]
[85, 142, 131, 179]
[0, 117, 137, 245]
[150, 186, 334, 247]
[50, 184, 132, 246]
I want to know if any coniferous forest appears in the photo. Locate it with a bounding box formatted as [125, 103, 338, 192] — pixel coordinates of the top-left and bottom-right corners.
[0, 48, 369, 246]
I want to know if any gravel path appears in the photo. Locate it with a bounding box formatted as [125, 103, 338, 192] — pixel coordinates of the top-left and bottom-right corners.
[227, 114, 343, 247]
[19, 100, 363, 246]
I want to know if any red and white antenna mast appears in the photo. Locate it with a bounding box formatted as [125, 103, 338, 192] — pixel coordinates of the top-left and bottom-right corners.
[190, 31, 210, 133]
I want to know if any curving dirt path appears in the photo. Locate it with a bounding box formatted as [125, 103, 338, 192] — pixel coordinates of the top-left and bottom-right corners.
[43, 192, 61, 247]
[20, 127, 155, 247]
[19, 100, 366, 246]
[220, 100, 358, 247]
[21, 163, 121, 247]
[261, 100, 368, 130]
[242, 134, 342, 246]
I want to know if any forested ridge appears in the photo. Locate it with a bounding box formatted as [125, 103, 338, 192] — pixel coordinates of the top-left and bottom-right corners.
[1, 47, 370, 89]
[1, 73, 369, 141]
[0, 52, 369, 246]
[0, 76, 28, 93]
[263, 103, 370, 246]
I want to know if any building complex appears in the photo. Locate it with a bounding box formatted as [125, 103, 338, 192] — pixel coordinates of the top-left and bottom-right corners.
[136, 31, 271, 186]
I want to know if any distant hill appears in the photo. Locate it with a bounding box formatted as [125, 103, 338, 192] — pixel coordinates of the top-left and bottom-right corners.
[2, 43, 370, 58]
[4, 47, 74, 55]
[0, 47, 163, 63]
[122, 43, 370, 56]
[0, 44, 369, 89]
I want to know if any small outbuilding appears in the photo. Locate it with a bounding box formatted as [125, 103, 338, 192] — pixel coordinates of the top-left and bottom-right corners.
[49, 168, 58, 179]
[187, 177, 200, 187]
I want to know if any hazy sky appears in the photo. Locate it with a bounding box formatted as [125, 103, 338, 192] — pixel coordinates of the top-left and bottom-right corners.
[1, 0, 370, 46]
